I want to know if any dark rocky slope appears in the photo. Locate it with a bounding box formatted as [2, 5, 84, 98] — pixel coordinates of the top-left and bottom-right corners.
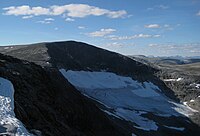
[156, 63, 200, 126]
[0, 53, 127, 136]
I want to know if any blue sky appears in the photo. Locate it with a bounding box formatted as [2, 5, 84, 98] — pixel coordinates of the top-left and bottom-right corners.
[0, 0, 200, 56]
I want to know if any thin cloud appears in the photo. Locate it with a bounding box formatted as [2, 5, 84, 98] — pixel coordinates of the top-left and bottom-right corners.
[156, 5, 169, 10]
[196, 10, 200, 16]
[190, 50, 200, 53]
[87, 28, 116, 37]
[106, 42, 135, 47]
[163, 24, 174, 30]
[106, 10, 127, 18]
[78, 26, 86, 29]
[108, 34, 161, 40]
[148, 43, 200, 52]
[147, 43, 200, 56]
[164, 24, 170, 27]
[153, 35, 161, 38]
[106, 42, 123, 47]
[65, 17, 75, 22]
[3, 4, 127, 19]
[36, 20, 51, 24]
[144, 24, 174, 31]
[22, 15, 33, 19]
[45, 18, 54, 21]
[36, 18, 54, 24]
[148, 43, 158, 47]
[145, 24, 161, 28]
[147, 4, 169, 10]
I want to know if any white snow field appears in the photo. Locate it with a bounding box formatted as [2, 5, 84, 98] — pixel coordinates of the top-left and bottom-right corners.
[164, 125, 185, 131]
[163, 78, 183, 82]
[0, 77, 32, 136]
[190, 83, 200, 89]
[60, 69, 197, 131]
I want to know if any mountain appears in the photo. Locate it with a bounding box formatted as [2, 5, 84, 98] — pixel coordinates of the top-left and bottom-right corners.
[0, 41, 200, 136]
[0, 53, 127, 136]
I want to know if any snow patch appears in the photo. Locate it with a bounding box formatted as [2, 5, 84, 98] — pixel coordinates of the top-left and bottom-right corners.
[190, 83, 200, 89]
[101, 110, 122, 119]
[176, 101, 199, 116]
[183, 102, 187, 105]
[177, 78, 183, 81]
[60, 69, 160, 90]
[183, 102, 198, 113]
[81, 93, 112, 109]
[190, 99, 195, 102]
[132, 133, 137, 136]
[131, 82, 160, 97]
[115, 108, 158, 131]
[163, 78, 183, 82]
[3, 47, 13, 50]
[164, 125, 185, 131]
[197, 84, 200, 88]
[0, 77, 32, 135]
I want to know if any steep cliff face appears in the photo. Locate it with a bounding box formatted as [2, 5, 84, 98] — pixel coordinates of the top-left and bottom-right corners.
[0, 53, 127, 136]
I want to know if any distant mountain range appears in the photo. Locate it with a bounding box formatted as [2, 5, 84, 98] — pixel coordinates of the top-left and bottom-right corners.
[148, 55, 200, 59]
[128, 55, 200, 65]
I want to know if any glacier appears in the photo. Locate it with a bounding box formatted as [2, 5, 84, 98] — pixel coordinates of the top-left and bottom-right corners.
[60, 69, 197, 131]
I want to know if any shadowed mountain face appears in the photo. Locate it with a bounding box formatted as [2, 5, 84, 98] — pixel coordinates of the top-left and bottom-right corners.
[0, 41, 156, 81]
[0, 41, 200, 136]
[0, 53, 127, 136]
[46, 42, 153, 78]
